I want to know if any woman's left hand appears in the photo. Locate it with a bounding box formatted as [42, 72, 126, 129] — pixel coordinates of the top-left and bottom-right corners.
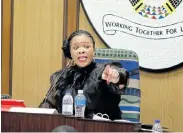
[102, 65, 119, 84]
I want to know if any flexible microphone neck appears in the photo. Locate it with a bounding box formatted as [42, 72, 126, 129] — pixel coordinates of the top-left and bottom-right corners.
[44, 60, 72, 100]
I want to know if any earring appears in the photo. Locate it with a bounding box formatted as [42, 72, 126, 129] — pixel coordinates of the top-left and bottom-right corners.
[92, 58, 95, 62]
[71, 59, 75, 66]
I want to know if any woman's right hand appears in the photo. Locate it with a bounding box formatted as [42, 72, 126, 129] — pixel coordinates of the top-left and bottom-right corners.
[101, 65, 120, 84]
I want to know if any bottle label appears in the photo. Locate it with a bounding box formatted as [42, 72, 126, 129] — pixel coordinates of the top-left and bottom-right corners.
[62, 104, 73, 114]
[75, 99, 86, 106]
[63, 98, 73, 104]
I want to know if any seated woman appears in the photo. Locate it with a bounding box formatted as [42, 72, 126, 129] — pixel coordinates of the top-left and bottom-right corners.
[39, 30, 129, 120]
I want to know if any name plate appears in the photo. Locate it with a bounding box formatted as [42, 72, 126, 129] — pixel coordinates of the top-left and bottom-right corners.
[9, 107, 59, 114]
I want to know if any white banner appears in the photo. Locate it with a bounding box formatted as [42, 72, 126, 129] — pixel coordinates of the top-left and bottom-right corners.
[103, 14, 183, 40]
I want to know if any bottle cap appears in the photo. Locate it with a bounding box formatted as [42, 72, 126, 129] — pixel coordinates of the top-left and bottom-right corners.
[155, 120, 160, 123]
[78, 90, 83, 94]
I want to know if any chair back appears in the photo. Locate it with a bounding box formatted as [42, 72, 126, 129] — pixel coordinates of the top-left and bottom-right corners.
[94, 48, 140, 122]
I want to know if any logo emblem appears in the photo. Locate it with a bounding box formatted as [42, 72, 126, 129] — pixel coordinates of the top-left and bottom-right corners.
[81, 0, 183, 70]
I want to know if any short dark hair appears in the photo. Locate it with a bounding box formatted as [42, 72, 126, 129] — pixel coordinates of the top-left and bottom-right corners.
[62, 30, 95, 59]
[52, 125, 77, 132]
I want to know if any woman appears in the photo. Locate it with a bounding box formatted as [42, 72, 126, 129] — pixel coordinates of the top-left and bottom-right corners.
[39, 30, 129, 120]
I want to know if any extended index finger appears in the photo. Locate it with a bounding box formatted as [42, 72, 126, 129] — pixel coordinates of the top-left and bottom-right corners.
[103, 65, 110, 75]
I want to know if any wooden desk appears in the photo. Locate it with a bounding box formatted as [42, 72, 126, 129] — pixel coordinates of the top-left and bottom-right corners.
[1, 111, 141, 132]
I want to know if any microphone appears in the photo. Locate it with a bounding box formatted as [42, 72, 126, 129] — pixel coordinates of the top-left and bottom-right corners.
[41, 60, 72, 107]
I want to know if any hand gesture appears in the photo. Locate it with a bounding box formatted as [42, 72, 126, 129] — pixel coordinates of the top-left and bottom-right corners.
[102, 65, 119, 84]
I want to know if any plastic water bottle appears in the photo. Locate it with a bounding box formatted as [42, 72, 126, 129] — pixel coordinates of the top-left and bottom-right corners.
[152, 120, 163, 133]
[62, 92, 73, 115]
[74, 90, 86, 118]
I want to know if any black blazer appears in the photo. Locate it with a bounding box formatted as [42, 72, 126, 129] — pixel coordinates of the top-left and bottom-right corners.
[39, 61, 129, 120]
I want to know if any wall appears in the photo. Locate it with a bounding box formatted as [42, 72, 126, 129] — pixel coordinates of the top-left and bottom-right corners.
[12, 0, 64, 107]
[79, 5, 183, 132]
[2, 0, 12, 94]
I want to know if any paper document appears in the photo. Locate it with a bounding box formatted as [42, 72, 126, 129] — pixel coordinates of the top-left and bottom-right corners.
[9, 107, 59, 114]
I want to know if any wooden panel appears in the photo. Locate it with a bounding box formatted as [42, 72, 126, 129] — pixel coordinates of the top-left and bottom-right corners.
[79, 4, 106, 49]
[67, 0, 78, 36]
[2, 0, 12, 94]
[140, 68, 183, 132]
[12, 0, 64, 107]
[2, 112, 138, 132]
[62, 0, 79, 67]
[79, 5, 183, 132]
